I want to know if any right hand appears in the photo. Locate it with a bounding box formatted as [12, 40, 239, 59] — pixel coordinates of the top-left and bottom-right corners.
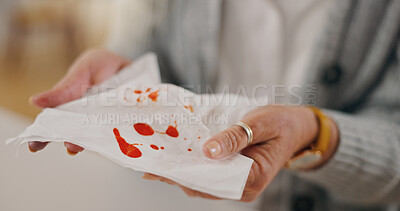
[28, 48, 131, 155]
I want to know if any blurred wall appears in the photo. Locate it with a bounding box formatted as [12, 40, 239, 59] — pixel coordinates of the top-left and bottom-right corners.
[0, 0, 115, 118]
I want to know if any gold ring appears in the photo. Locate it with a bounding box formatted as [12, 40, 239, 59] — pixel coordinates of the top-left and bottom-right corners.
[234, 121, 253, 145]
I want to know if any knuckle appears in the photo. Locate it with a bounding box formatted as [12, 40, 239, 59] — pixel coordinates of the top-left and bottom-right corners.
[221, 129, 243, 153]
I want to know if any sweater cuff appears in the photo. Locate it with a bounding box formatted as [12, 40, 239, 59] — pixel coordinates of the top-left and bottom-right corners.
[294, 109, 400, 203]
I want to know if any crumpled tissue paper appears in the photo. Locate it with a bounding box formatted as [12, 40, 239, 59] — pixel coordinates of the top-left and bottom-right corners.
[6, 53, 258, 200]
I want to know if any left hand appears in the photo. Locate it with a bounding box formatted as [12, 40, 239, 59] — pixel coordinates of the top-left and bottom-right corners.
[143, 105, 339, 202]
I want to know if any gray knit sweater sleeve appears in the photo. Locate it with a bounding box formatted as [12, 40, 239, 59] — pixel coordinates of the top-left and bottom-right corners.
[298, 109, 400, 204]
[298, 56, 400, 204]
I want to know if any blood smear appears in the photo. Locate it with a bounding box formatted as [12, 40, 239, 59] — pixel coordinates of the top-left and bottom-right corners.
[113, 128, 142, 158]
[165, 125, 179, 137]
[184, 105, 194, 113]
[148, 90, 159, 102]
[134, 123, 155, 136]
[145, 88, 151, 92]
[156, 121, 179, 138]
[134, 90, 142, 94]
[160, 147, 165, 150]
[150, 144, 159, 150]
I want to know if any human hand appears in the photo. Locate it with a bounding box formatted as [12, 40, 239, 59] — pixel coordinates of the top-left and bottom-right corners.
[28, 48, 131, 155]
[143, 105, 339, 202]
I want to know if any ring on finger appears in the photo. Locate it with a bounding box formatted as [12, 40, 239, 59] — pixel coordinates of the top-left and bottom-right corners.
[234, 121, 253, 145]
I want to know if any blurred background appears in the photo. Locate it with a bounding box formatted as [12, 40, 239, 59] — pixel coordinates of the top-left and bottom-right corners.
[0, 0, 113, 119]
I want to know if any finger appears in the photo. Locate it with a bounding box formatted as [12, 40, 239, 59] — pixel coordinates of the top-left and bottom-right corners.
[203, 109, 285, 159]
[203, 124, 248, 159]
[239, 140, 286, 202]
[142, 174, 221, 200]
[64, 142, 84, 156]
[179, 186, 221, 200]
[142, 173, 177, 185]
[28, 141, 49, 152]
[29, 72, 91, 109]
[142, 173, 160, 181]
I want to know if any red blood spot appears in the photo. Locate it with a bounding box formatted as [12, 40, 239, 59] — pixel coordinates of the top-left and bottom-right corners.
[184, 138, 187, 140]
[145, 88, 151, 92]
[198, 136, 201, 139]
[134, 90, 142, 94]
[137, 97, 142, 102]
[148, 90, 159, 102]
[187, 148, 192, 152]
[184, 105, 194, 113]
[150, 144, 159, 150]
[113, 128, 142, 158]
[165, 126, 179, 137]
[160, 147, 165, 150]
[134, 123, 155, 136]
[156, 121, 179, 138]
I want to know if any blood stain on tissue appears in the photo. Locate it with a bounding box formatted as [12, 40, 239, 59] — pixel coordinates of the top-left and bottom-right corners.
[150, 144, 159, 150]
[184, 105, 194, 113]
[187, 148, 192, 152]
[134, 123, 155, 136]
[134, 90, 142, 94]
[113, 128, 142, 158]
[160, 147, 165, 150]
[157, 121, 179, 138]
[135, 121, 179, 138]
[148, 90, 159, 102]
[166, 125, 179, 137]
[145, 88, 151, 92]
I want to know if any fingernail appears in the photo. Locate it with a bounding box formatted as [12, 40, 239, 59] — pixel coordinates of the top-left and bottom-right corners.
[28, 145, 37, 153]
[29, 96, 36, 105]
[66, 148, 78, 156]
[206, 141, 222, 157]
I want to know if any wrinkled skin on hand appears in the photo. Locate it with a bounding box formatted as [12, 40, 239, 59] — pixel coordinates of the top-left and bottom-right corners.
[144, 105, 339, 202]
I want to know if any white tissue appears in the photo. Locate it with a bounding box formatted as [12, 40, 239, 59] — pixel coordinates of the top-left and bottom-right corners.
[6, 53, 256, 200]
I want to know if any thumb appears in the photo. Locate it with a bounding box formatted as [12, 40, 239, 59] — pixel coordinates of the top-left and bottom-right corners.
[203, 125, 249, 159]
[202, 107, 284, 159]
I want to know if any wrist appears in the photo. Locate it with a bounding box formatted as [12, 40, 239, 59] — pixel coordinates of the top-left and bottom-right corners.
[292, 106, 320, 154]
[285, 107, 340, 170]
[301, 111, 340, 170]
[314, 117, 339, 168]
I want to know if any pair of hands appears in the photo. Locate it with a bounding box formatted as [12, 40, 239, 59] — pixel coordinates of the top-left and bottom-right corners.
[29, 49, 339, 202]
